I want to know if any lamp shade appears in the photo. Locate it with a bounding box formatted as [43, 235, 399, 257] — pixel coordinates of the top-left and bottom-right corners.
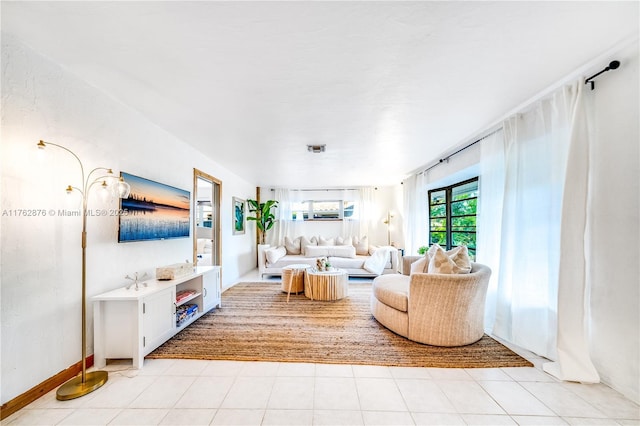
[117, 177, 131, 198]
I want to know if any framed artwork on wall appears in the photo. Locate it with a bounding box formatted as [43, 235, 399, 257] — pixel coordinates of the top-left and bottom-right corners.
[119, 172, 190, 242]
[233, 197, 245, 235]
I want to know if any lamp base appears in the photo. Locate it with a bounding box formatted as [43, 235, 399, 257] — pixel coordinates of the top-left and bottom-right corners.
[56, 370, 108, 400]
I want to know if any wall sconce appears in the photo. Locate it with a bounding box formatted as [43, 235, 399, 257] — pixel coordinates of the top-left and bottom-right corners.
[37, 140, 130, 400]
[383, 211, 394, 246]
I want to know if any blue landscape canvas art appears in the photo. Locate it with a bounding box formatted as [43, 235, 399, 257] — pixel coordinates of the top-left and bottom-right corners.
[119, 172, 190, 242]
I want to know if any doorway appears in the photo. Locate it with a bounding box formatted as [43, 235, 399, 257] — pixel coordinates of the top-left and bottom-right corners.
[193, 169, 221, 267]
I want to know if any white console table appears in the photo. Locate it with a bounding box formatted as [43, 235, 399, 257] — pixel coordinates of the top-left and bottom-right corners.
[92, 266, 221, 369]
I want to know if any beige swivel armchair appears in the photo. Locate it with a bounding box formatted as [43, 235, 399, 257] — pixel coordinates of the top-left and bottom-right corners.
[371, 262, 491, 346]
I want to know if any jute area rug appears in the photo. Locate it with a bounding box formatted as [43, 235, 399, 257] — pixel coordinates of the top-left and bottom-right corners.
[147, 282, 532, 368]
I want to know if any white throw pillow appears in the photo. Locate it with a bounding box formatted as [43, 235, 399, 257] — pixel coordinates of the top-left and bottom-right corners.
[328, 245, 356, 258]
[318, 236, 335, 246]
[304, 245, 329, 258]
[305, 245, 356, 258]
[300, 236, 317, 255]
[410, 254, 430, 274]
[427, 245, 472, 274]
[265, 246, 287, 265]
[336, 236, 353, 246]
[284, 236, 301, 255]
[353, 236, 368, 255]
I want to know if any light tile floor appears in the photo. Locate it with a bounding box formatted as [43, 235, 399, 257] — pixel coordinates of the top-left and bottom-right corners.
[4, 344, 639, 425]
[4, 272, 639, 425]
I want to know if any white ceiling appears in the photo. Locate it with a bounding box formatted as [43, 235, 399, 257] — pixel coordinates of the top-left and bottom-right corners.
[3, 1, 638, 188]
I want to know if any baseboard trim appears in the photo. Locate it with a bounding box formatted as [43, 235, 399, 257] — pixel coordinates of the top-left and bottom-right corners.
[0, 355, 94, 421]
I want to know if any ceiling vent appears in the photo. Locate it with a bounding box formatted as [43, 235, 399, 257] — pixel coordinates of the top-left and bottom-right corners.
[307, 144, 326, 153]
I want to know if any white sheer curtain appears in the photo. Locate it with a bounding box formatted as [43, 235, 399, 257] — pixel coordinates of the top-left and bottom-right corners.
[544, 81, 599, 383]
[272, 188, 304, 246]
[352, 187, 375, 239]
[478, 80, 599, 382]
[476, 129, 505, 334]
[402, 172, 430, 256]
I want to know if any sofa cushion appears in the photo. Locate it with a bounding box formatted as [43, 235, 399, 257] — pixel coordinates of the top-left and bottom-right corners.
[284, 236, 301, 255]
[264, 255, 316, 269]
[372, 274, 410, 312]
[305, 245, 356, 258]
[265, 246, 287, 265]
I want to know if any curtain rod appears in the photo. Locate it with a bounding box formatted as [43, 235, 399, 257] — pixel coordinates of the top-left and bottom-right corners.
[419, 127, 502, 175]
[585, 60, 620, 90]
[411, 40, 632, 180]
[270, 188, 362, 192]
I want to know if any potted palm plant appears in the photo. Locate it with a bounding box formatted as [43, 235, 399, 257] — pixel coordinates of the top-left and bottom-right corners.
[247, 199, 278, 244]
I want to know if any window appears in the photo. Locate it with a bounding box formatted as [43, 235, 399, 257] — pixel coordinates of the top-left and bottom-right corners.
[428, 177, 478, 258]
[291, 200, 356, 221]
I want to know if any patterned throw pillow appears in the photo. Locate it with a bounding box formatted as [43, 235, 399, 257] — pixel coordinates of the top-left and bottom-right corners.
[449, 245, 472, 273]
[284, 236, 301, 255]
[427, 244, 472, 274]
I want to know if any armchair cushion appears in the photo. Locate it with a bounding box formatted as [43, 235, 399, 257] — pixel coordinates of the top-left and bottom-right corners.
[371, 274, 409, 312]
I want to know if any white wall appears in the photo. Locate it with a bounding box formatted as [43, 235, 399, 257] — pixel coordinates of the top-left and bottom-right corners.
[0, 35, 256, 403]
[587, 42, 639, 403]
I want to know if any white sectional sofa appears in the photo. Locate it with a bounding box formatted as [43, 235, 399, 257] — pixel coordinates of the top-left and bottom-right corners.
[258, 236, 399, 278]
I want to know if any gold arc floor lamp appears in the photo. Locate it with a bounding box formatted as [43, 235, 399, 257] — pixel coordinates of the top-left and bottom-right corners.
[37, 140, 131, 401]
[383, 211, 394, 246]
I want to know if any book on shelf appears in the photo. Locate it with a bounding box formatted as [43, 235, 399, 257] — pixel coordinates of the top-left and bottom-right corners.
[176, 289, 197, 304]
[176, 303, 198, 326]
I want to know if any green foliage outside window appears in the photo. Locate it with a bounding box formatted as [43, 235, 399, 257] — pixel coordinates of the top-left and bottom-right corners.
[428, 178, 478, 259]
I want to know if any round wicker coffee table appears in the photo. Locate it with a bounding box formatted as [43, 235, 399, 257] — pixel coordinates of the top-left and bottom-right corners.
[304, 268, 349, 301]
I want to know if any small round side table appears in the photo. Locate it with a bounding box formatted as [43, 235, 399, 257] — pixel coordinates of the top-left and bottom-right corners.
[281, 264, 311, 302]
